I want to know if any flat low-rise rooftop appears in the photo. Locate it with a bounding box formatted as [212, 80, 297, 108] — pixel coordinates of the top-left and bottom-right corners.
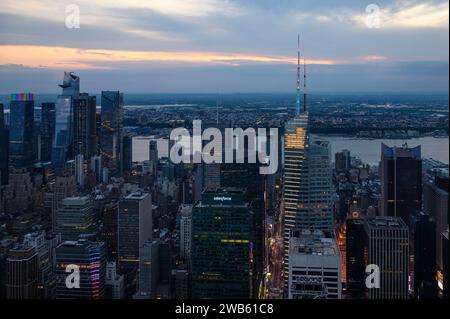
[289, 229, 339, 256]
[365, 216, 407, 229]
[124, 192, 149, 200]
[62, 196, 90, 203]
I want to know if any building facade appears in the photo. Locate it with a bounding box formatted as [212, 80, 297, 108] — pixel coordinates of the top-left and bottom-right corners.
[287, 229, 341, 299]
[40, 102, 56, 163]
[364, 217, 409, 299]
[5, 245, 39, 299]
[380, 143, 422, 226]
[9, 93, 34, 168]
[52, 72, 80, 174]
[100, 91, 124, 177]
[0, 103, 9, 186]
[118, 192, 152, 270]
[56, 196, 94, 241]
[55, 239, 106, 299]
[346, 218, 366, 298]
[191, 188, 251, 298]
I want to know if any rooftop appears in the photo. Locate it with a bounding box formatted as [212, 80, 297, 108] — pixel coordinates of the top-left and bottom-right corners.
[365, 216, 407, 229]
[124, 191, 149, 200]
[289, 229, 339, 256]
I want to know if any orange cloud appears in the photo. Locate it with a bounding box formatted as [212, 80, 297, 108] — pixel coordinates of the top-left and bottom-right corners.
[362, 55, 387, 62]
[0, 45, 335, 70]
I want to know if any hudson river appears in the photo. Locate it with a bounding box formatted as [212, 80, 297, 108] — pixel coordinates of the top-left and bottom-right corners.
[317, 136, 449, 165]
[133, 136, 449, 166]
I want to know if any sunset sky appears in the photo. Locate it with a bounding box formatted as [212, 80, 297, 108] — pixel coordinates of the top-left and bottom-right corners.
[0, 0, 448, 93]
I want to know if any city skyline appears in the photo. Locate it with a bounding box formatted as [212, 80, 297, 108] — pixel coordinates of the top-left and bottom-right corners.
[0, 65, 448, 301]
[0, 0, 448, 305]
[0, 0, 449, 93]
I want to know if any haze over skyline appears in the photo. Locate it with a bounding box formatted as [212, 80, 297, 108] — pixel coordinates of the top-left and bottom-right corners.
[0, 0, 448, 93]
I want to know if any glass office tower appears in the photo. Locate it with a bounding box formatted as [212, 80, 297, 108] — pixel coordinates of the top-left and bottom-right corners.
[0, 103, 9, 185]
[282, 112, 333, 292]
[191, 188, 251, 298]
[9, 93, 34, 168]
[40, 102, 56, 163]
[380, 143, 422, 226]
[118, 192, 153, 270]
[283, 114, 309, 246]
[73, 94, 97, 160]
[52, 72, 80, 174]
[220, 161, 265, 297]
[100, 91, 123, 176]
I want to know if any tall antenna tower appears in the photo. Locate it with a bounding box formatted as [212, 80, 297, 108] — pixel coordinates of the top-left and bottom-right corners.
[295, 34, 301, 117]
[303, 57, 307, 113]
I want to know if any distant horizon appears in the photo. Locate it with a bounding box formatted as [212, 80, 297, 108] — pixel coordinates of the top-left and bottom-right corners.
[1, 91, 449, 96]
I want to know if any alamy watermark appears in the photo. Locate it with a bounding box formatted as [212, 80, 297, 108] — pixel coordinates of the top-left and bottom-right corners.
[365, 4, 381, 29]
[65, 264, 80, 289]
[65, 4, 80, 29]
[167, 120, 279, 175]
[365, 264, 380, 289]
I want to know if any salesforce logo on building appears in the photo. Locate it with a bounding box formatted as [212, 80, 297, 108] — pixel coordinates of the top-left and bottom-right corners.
[213, 196, 232, 202]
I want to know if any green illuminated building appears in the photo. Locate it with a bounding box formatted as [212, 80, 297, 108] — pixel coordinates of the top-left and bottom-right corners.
[191, 188, 252, 298]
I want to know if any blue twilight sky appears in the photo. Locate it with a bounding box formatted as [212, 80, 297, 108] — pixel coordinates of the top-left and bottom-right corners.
[0, 0, 448, 93]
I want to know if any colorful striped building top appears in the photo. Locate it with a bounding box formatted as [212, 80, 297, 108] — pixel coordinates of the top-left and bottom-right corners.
[10, 93, 34, 102]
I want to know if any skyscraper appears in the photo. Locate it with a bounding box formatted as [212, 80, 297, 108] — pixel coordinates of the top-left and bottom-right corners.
[413, 213, 437, 298]
[136, 240, 159, 298]
[9, 93, 34, 168]
[335, 149, 351, 171]
[118, 192, 152, 271]
[283, 113, 309, 250]
[52, 72, 80, 174]
[380, 143, 422, 226]
[55, 239, 106, 299]
[40, 102, 56, 163]
[122, 135, 133, 174]
[100, 201, 119, 262]
[0, 103, 9, 185]
[346, 218, 366, 298]
[174, 264, 190, 299]
[303, 138, 333, 230]
[287, 229, 341, 299]
[56, 196, 94, 241]
[100, 91, 124, 177]
[23, 231, 60, 299]
[283, 40, 335, 290]
[283, 121, 333, 271]
[3, 168, 34, 214]
[90, 155, 102, 183]
[203, 163, 220, 190]
[0, 103, 4, 127]
[75, 154, 85, 187]
[73, 93, 97, 160]
[364, 217, 409, 299]
[59, 71, 80, 96]
[443, 228, 449, 299]
[5, 245, 39, 299]
[148, 139, 158, 176]
[179, 204, 193, 262]
[191, 188, 251, 298]
[105, 261, 125, 299]
[50, 174, 76, 232]
[220, 160, 266, 296]
[423, 169, 448, 281]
